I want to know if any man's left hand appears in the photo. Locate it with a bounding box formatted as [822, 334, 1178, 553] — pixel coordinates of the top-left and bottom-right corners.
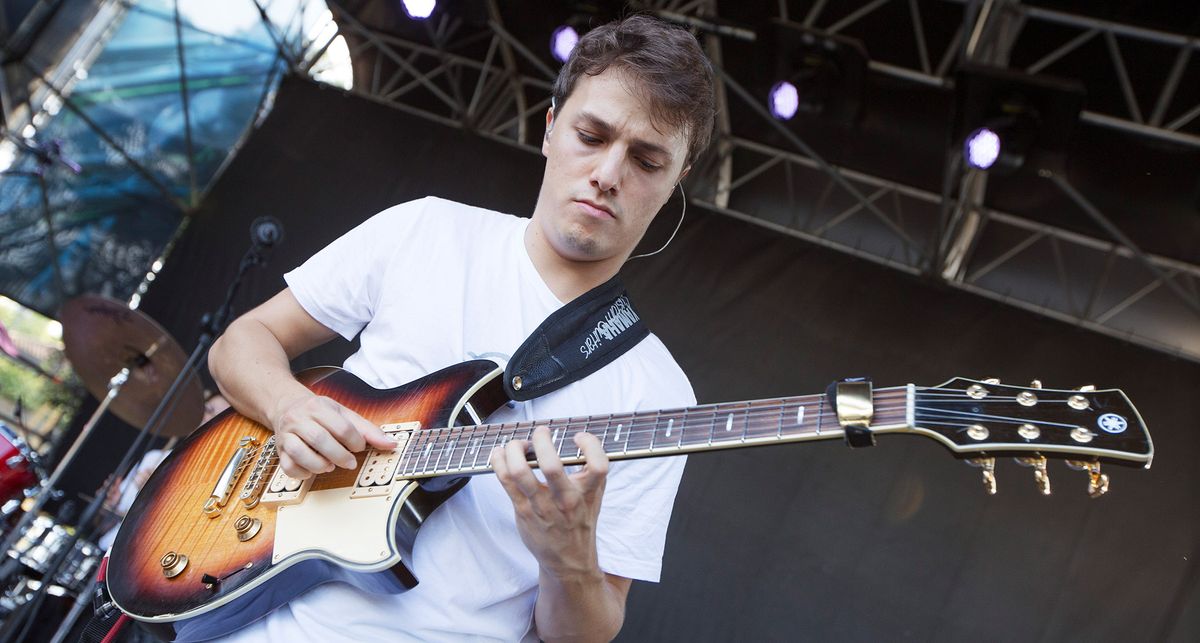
[492, 425, 609, 578]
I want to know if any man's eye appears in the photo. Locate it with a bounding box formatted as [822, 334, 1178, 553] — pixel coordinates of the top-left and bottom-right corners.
[577, 132, 600, 144]
[638, 159, 661, 171]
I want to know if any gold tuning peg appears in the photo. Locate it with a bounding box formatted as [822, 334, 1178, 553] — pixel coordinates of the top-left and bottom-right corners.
[967, 457, 997, 495]
[1076, 384, 1096, 392]
[1015, 455, 1051, 495]
[1029, 380, 1042, 389]
[982, 377, 1000, 385]
[1065, 460, 1110, 498]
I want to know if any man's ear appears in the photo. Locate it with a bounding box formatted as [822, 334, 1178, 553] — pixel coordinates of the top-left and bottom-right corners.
[542, 106, 555, 157]
[677, 164, 692, 183]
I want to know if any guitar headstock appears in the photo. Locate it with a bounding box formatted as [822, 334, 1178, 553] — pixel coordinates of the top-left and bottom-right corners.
[906, 377, 1153, 497]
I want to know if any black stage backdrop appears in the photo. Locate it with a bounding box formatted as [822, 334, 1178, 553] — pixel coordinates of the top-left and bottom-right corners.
[80, 75, 1196, 640]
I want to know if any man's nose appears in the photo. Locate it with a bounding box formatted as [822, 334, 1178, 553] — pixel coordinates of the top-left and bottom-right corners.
[590, 146, 623, 194]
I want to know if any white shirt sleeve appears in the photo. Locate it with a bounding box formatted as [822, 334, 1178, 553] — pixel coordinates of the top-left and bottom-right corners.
[284, 198, 430, 340]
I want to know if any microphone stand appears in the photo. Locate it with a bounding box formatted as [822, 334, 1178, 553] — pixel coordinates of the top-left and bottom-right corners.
[1, 228, 280, 643]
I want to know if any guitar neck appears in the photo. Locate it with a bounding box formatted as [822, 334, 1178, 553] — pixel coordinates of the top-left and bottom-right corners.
[394, 386, 913, 479]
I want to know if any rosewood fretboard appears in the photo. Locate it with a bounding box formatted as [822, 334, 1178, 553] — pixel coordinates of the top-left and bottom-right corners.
[395, 387, 912, 478]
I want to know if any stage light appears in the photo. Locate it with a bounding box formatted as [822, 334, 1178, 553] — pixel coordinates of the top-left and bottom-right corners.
[758, 21, 868, 126]
[964, 127, 1001, 170]
[402, 0, 436, 20]
[551, 25, 579, 63]
[768, 81, 799, 120]
[952, 65, 1084, 174]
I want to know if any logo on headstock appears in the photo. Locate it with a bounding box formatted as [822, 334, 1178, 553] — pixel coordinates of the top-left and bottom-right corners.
[1097, 413, 1128, 434]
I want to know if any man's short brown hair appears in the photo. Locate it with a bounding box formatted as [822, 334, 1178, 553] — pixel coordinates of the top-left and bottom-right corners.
[552, 14, 717, 169]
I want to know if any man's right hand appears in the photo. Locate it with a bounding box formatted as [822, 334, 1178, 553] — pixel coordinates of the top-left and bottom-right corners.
[209, 289, 398, 480]
[268, 392, 397, 479]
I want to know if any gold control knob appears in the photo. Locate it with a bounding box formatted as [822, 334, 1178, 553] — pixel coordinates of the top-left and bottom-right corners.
[161, 551, 189, 578]
[234, 515, 262, 542]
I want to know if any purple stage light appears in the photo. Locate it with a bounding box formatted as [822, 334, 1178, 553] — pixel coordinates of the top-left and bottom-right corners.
[402, 0, 436, 20]
[964, 127, 1001, 170]
[551, 26, 579, 63]
[769, 81, 799, 120]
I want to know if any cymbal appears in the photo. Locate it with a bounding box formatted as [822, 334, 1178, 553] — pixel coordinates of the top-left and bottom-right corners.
[59, 295, 202, 438]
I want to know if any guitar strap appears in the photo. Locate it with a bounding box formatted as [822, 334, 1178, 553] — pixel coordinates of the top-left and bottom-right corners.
[503, 273, 649, 402]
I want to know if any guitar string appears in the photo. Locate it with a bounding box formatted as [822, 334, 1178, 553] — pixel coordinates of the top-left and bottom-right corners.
[391, 400, 1039, 471]
[910, 407, 1089, 429]
[252, 410, 1102, 487]
[213, 386, 1057, 465]
[252, 400, 858, 481]
[241, 389, 1097, 482]
[394, 399, 1100, 476]
[436, 409, 1101, 474]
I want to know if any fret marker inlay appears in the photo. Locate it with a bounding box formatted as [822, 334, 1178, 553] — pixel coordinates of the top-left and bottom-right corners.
[614, 424, 622, 441]
[666, 418, 674, 437]
[797, 406, 805, 425]
[726, 415, 733, 432]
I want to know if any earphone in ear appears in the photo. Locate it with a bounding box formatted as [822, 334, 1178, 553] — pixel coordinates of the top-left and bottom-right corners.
[627, 182, 687, 262]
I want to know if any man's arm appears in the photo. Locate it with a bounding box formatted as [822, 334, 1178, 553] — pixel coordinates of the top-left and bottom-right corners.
[492, 427, 631, 642]
[209, 289, 394, 479]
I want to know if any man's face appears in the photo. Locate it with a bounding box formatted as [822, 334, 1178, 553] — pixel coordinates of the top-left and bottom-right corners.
[534, 68, 690, 264]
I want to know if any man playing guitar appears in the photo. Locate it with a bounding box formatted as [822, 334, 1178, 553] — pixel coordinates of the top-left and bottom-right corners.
[207, 14, 716, 642]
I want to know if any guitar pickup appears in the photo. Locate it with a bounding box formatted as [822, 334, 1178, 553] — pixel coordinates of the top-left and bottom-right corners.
[259, 466, 313, 506]
[350, 422, 417, 499]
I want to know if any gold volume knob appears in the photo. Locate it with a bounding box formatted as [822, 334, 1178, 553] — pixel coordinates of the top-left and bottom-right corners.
[234, 515, 262, 542]
[160, 551, 189, 578]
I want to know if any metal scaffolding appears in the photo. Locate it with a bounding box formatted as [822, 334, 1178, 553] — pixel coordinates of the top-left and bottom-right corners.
[302, 1, 1199, 362]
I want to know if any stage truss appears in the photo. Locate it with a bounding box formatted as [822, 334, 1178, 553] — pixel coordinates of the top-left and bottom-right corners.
[3, 0, 1198, 361]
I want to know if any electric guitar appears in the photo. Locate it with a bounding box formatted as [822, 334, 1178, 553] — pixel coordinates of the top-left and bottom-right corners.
[106, 360, 1153, 641]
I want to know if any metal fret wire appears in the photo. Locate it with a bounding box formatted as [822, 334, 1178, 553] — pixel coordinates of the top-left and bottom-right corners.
[401, 391, 919, 476]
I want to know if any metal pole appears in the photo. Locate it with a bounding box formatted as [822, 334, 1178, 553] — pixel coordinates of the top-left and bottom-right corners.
[173, 0, 197, 204]
[1043, 169, 1200, 319]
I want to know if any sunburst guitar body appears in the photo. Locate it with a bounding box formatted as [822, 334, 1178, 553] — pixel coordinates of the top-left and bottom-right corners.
[106, 360, 508, 642]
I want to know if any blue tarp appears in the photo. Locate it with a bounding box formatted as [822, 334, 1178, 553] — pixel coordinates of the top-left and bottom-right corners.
[0, 0, 297, 317]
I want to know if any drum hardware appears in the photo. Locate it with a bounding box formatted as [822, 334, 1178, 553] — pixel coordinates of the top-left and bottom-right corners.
[0, 296, 203, 643]
[0, 214, 282, 642]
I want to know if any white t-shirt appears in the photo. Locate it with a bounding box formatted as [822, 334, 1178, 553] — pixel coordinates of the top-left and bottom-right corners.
[223, 197, 693, 642]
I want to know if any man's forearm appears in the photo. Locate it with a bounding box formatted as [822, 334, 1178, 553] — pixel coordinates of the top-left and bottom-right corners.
[209, 317, 311, 429]
[534, 568, 625, 643]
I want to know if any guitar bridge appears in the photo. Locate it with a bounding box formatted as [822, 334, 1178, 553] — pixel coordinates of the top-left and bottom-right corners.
[202, 437, 258, 517]
[350, 422, 416, 499]
[240, 436, 276, 509]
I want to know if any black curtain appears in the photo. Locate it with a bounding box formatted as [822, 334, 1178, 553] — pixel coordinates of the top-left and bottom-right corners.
[109, 75, 1198, 641]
